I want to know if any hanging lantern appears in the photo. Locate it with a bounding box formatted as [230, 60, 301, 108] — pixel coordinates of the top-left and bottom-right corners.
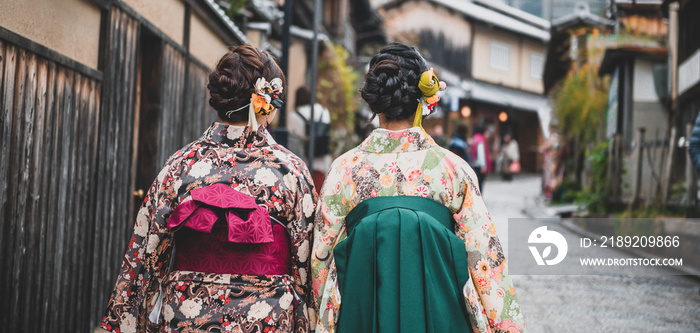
[461, 106, 471, 118]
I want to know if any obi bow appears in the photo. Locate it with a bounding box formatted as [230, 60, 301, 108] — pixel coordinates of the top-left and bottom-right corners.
[167, 183, 273, 243]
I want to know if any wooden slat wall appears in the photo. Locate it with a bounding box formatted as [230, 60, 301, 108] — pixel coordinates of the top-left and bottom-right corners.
[156, 47, 215, 167]
[183, 62, 217, 147]
[90, 7, 139, 331]
[0, 42, 102, 332]
[0, 5, 219, 332]
[157, 43, 187, 166]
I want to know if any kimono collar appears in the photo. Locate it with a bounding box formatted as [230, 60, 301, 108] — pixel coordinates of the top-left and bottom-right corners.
[201, 122, 276, 148]
[359, 127, 436, 154]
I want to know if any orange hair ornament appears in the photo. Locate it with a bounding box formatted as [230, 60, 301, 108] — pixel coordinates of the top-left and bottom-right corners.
[226, 77, 284, 129]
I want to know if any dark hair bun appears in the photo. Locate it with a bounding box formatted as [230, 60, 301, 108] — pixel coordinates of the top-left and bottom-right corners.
[207, 45, 286, 122]
[361, 43, 427, 121]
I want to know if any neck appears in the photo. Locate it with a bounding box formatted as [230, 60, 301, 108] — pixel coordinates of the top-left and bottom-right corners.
[223, 120, 247, 126]
[221, 117, 266, 127]
[378, 115, 413, 131]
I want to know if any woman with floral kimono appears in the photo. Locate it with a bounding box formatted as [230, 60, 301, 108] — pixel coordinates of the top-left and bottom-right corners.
[311, 43, 526, 333]
[102, 45, 316, 333]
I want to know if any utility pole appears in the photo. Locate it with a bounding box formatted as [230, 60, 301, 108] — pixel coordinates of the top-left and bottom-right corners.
[275, 0, 294, 147]
[307, 0, 322, 170]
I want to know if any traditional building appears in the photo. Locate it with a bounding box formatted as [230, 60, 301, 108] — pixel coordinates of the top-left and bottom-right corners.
[596, 1, 669, 204]
[376, 0, 551, 172]
[543, 2, 615, 94]
[662, 0, 700, 208]
[543, 0, 673, 205]
[663, 0, 700, 138]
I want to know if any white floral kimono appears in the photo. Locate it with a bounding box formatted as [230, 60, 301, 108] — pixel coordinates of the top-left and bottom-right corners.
[311, 127, 526, 333]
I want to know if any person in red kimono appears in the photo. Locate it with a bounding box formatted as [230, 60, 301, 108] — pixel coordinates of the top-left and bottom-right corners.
[471, 124, 491, 192]
[101, 45, 316, 333]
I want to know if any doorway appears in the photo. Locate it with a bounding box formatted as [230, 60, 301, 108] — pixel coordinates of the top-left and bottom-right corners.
[130, 26, 163, 220]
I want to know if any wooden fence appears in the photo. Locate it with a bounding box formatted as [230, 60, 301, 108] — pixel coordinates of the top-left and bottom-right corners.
[0, 5, 218, 332]
[609, 124, 698, 210]
[0, 40, 104, 332]
[90, 8, 139, 332]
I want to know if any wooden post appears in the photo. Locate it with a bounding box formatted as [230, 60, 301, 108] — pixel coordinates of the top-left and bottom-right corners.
[630, 128, 645, 209]
[646, 129, 661, 206]
[661, 127, 677, 205]
[607, 133, 622, 202]
[607, 135, 615, 201]
[307, 0, 322, 171]
[645, 130, 655, 206]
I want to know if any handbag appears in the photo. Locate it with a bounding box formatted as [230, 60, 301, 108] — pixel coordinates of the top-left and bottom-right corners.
[509, 161, 521, 173]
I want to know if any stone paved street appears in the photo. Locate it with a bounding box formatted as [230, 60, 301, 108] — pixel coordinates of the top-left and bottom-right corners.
[481, 175, 700, 333]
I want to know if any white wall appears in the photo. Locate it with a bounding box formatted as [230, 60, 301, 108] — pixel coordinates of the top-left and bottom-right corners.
[633, 58, 661, 102]
[472, 26, 521, 89]
[123, 0, 186, 45]
[0, 0, 101, 69]
[472, 24, 546, 93]
[620, 59, 669, 202]
[520, 39, 546, 93]
[190, 12, 231, 69]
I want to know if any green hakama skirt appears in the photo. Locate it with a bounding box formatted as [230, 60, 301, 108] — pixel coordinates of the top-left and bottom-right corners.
[334, 196, 474, 333]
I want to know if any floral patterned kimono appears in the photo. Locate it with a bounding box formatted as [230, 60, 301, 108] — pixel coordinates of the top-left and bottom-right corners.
[102, 122, 316, 333]
[542, 131, 564, 199]
[311, 127, 525, 333]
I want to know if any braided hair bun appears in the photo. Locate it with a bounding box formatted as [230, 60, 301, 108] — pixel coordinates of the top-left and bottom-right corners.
[361, 43, 428, 121]
[207, 45, 286, 122]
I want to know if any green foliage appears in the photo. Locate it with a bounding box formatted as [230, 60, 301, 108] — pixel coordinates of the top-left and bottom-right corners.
[551, 180, 581, 203]
[316, 42, 362, 155]
[612, 218, 657, 237]
[223, 0, 247, 16]
[551, 64, 609, 153]
[617, 204, 686, 218]
[551, 142, 610, 215]
[317, 42, 360, 128]
[670, 181, 686, 201]
[576, 141, 610, 214]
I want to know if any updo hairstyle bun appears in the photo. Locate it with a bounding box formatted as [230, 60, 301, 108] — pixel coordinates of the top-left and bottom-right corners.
[207, 44, 286, 122]
[360, 43, 428, 121]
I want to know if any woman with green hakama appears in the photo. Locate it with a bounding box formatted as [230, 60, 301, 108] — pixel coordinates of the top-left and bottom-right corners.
[311, 43, 526, 333]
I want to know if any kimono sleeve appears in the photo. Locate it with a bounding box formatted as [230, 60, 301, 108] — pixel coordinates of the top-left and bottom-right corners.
[101, 166, 177, 333]
[452, 167, 526, 333]
[287, 167, 318, 329]
[310, 177, 349, 333]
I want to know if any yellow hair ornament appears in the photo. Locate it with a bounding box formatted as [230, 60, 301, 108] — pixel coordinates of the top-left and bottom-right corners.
[413, 68, 446, 128]
[418, 68, 441, 97]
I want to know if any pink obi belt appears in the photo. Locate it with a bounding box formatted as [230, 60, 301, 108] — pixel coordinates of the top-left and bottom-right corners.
[167, 183, 290, 275]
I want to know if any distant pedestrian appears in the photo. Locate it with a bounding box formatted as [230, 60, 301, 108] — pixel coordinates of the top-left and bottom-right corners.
[542, 124, 564, 198]
[311, 42, 524, 333]
[689, 112, 700, 172]
[448, 123, 470, 162]
[498, 133, 520, 181]
[101, 45, 315, 333]
[429, 124, 448, 147]
[289, 85, 332, 189]
[471, 124, 491, 192]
